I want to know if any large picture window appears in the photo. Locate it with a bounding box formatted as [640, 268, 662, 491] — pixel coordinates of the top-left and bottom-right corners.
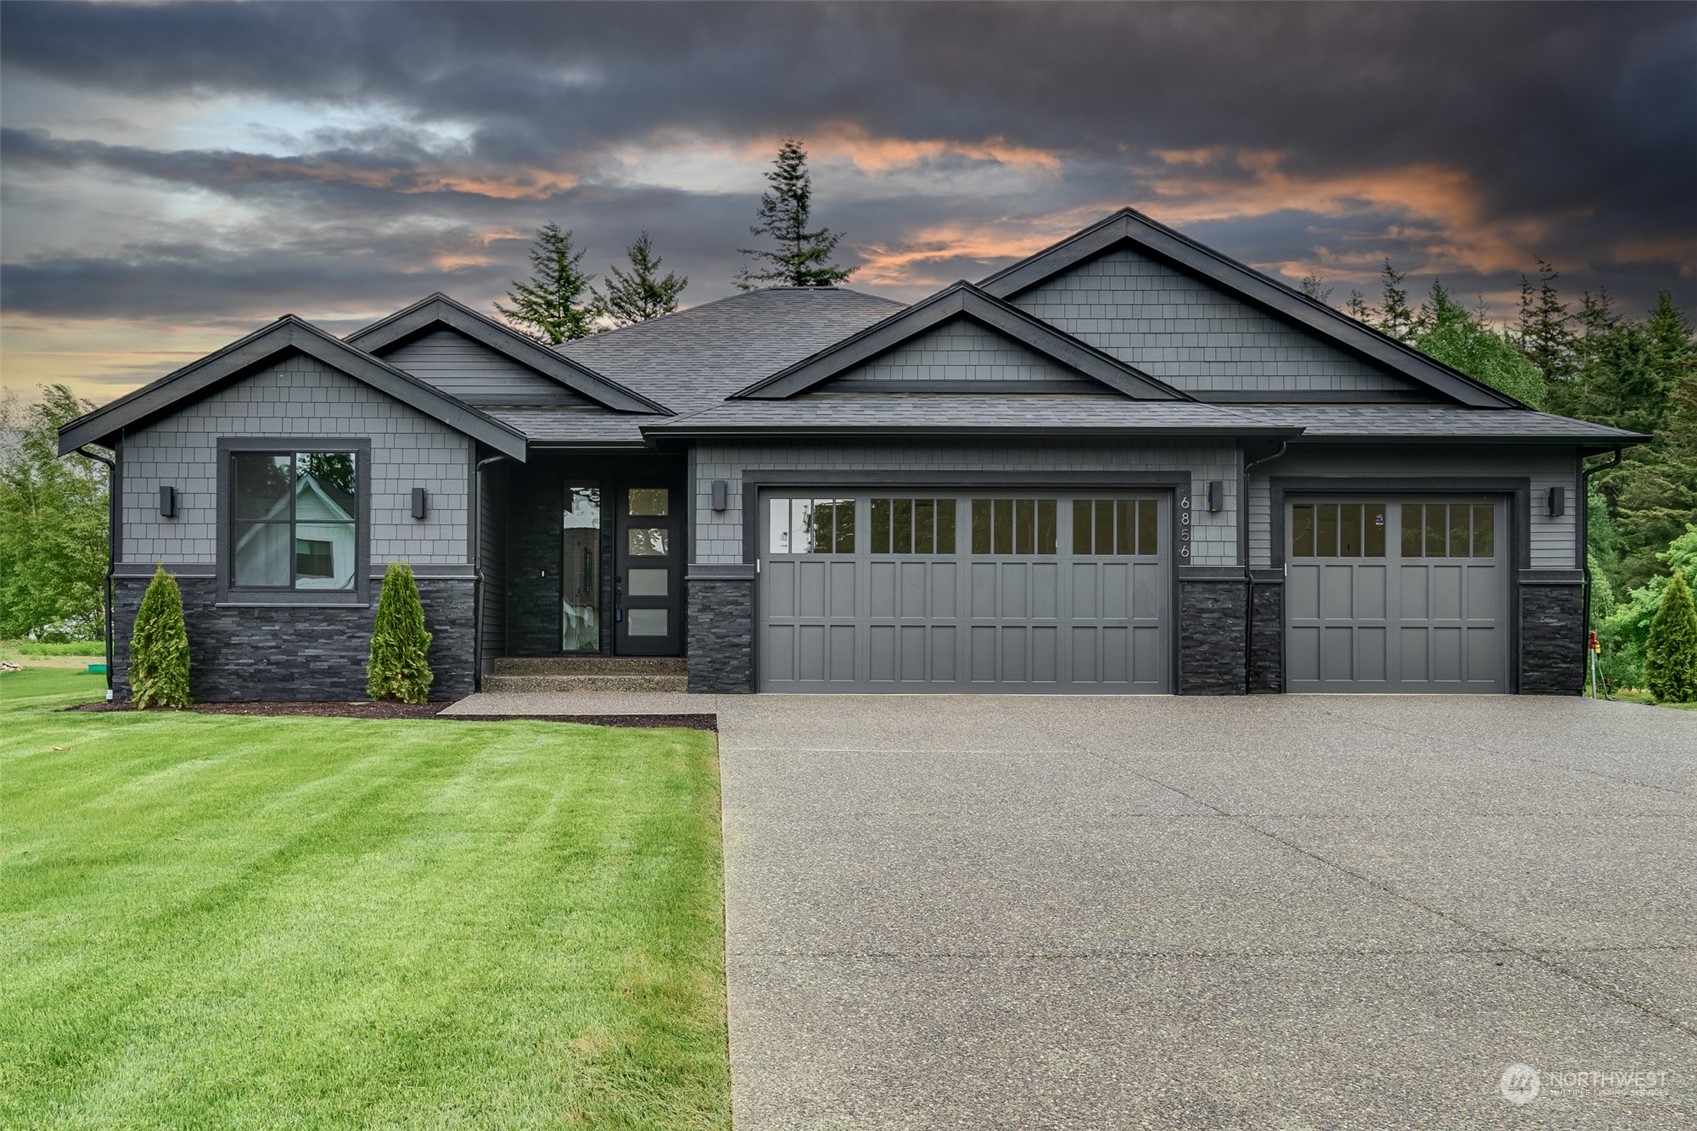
[231, 450, 360, 590]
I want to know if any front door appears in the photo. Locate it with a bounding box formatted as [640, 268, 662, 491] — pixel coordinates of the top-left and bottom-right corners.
[614, 485, 682, 655]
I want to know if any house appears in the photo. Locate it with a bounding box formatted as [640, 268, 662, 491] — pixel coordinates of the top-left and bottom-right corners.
[58, 208, 1643, 699]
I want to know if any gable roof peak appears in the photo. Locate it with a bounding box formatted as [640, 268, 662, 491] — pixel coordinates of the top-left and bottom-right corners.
[346, 293, 669, 415]
[733, 278, 1190, 402]
[57, 313, 528, 459]
[978, 207, 1523, 409]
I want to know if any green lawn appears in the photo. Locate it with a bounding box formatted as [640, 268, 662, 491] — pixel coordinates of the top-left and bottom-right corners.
[0, 668, 729, 1129]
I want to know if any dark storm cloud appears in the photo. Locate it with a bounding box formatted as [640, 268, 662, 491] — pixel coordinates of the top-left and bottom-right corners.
[1, 0, 1692, 345]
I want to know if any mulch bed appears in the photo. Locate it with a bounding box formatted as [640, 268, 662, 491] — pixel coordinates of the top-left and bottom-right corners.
[71, 700, 716, 730]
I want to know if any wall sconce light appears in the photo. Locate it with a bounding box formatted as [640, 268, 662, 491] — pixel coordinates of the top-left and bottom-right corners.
[411, 488, 428, 520]
[711, 479, 729, 512]
[1207, 480, 1223, 513]
[159, 485, 176, 518]
[1547, 486, 1565, 517]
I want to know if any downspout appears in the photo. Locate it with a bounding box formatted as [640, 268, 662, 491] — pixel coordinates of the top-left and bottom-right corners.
[1240, 441, 1290, 694]
[470, 453, 508, 692]
[74, 445, 117, 700]
[1580, 448, 1623, 695]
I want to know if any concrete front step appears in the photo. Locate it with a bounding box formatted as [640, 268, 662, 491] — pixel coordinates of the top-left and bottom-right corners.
[481, 673, 690, 694]
[492, 656, 687, 677]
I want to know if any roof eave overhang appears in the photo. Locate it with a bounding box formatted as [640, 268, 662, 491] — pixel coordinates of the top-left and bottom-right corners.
[1288, 433, 1650, 446]
[641, 423, 1305, 441]
[978, 210, 1525, 411]
[58, 317, 529, 461]
[346, 294, 672, 415]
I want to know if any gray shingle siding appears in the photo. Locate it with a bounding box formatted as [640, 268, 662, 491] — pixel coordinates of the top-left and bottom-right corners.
[1009, 247, 1422, 397]
[692, 438, 1239, 567]
[820, 319, 1096, 388]
[1245, 445, 1577, 569]
[379, 327, 591, 406]
[121, 354, 472, 568]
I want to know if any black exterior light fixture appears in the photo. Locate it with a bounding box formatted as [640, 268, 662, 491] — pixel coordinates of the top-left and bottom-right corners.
[711, 480, 729, 512]
[1548, 486, 1565, 517]
[1207, 480, 1223, 513]
[158, 486, 176, 517]
[411, 487, 429, 520]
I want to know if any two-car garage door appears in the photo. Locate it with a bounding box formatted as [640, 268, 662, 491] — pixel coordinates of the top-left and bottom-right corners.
[1285, 496, 1508, 692]
[759, 492, 1170, 692]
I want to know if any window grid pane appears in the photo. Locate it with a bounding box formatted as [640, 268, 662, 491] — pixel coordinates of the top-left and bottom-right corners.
[937, 500, 957, 554]
[992, 499, 1014, 554]
[1138, 500, 1159, 555]
[1425, 505, 1447, 557]
[972, 500, 992, 554]
[1472, 504, 1494, 558]
[1037, 500, 1057, 555]
[1365, 504, 1387, 557]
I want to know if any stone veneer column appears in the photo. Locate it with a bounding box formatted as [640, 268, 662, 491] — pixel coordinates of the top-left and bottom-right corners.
[1177, 566, 1248, 694]
[1519, 572, 1585, 694]
[1247, 569, 1284, 694]
[686, 565, 755, 693]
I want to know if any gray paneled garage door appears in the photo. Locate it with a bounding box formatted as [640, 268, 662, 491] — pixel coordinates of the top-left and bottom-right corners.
[1286, 496, 1507, 692]
[759, 492, 1170, 692]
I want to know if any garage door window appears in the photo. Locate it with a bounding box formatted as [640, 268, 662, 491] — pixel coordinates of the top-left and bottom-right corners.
[1290, 502, 1387, 558]
[769, 497, 855, 554]
[1073, 498, 1160, 556]
[871, 498, 956, 554]
[970, 498, 1057, 555]
[1402, 502, 1493, 557]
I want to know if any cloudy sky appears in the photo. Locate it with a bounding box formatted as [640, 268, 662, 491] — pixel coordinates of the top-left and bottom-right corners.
[2, 1, 1693, 405]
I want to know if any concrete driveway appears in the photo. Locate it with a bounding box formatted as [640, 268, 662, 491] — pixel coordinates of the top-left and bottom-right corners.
[713, 695, 1696, 1130]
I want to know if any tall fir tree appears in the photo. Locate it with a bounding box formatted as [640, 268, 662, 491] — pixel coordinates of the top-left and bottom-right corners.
[1613, 368, 1697, 591]
[735, 138, 855, 289]
[495, 223, 597, 344]
[595, 231, 687, 328]
[1375, 259, 1417, 342]
[1517, 257, 1573, 385]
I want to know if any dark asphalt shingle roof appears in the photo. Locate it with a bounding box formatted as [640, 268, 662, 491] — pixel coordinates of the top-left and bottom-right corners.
[642, 395, 1298, 437]
[558, 287, 905, 414]
[483, 408, 646, 446]
[1221, 406, 1647, 442]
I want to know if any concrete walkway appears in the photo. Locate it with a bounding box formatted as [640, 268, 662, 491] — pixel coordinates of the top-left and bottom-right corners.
[450, 691, 1696, 1127]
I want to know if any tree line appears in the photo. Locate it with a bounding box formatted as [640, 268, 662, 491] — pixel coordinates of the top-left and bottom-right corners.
[498, 137, 854, 344]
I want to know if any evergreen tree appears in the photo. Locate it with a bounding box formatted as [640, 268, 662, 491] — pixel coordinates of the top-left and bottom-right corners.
[1344, 289, 1372, 324]
[595, 231, 687, 328]
[129, 564, 190, 709]
[1298, 272, 1333, 305]
[495, 223, 597, 344]
[1411, 281, 1548, 408]
[1376, 259, 1416, 342]
[1614, 368, 1697, 590]
[735, 138, 855, 289]
[1601, 525, 1697, 690]
[1644, 569, 1697, 703]
[1517, 257, 1574, 385]
[367, 561, 434, 704]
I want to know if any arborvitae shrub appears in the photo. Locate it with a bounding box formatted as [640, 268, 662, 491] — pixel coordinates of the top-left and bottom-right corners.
[367, 560, 433, 703]
[1645, 569, 1697, 703]
[130, 563, 190, 708]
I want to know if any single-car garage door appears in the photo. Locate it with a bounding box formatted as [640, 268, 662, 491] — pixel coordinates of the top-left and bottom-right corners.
[1286, 496, 1508, 692]
[759, 492, 1170, 692]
